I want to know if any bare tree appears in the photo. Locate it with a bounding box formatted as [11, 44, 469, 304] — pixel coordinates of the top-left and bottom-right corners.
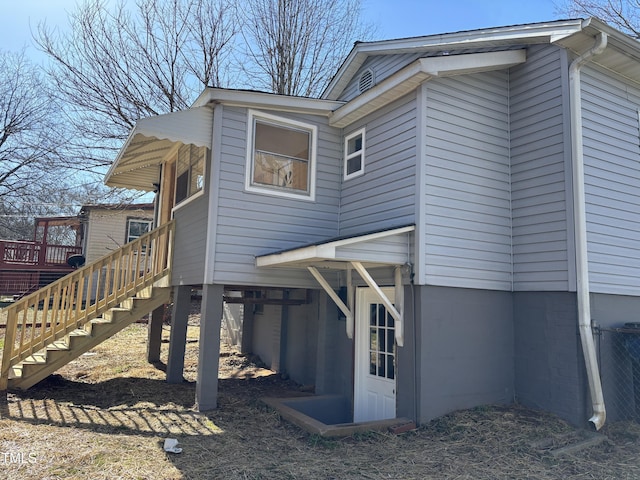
[241, 0, 373, 97]
[0, 49, 68, 201]
[557, 0, 640, 38]
[35, 0, 238, 167]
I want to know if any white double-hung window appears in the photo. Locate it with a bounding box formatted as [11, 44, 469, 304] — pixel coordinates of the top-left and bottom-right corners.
[344, 128, 365, 180]
[246, 110, 317, 200]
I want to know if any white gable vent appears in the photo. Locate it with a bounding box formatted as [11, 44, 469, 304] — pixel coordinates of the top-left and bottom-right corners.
[358, 68, 374, 94]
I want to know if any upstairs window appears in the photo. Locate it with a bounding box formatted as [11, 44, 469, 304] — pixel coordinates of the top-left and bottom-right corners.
[175, 144, 205, 205]
[246, 110, 317, 200]
[344, 128, 365, 179]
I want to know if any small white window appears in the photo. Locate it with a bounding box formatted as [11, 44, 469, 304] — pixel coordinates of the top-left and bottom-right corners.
[246, 110, 317, 200]
[344, 128, 365, 180]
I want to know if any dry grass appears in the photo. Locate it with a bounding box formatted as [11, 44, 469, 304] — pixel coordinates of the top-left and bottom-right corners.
[1, 309, 640, 479]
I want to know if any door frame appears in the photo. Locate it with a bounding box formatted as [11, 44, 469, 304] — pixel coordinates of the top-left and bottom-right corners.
[353, 286, 397, 422]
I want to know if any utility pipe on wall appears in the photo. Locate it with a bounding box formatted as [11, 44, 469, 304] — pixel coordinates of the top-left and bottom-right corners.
[569, 31, 607, 430]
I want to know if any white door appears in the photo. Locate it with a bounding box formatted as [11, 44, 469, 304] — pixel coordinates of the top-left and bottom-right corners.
[354, 287, 396, 422]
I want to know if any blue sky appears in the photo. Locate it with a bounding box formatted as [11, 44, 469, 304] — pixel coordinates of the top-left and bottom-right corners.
[1, 0, 562, 55]
[364, 0, 561, 39]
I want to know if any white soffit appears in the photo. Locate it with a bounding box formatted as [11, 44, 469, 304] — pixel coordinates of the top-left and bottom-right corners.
[553, 18, 640, 87]
[256, 225, 415, 269]
[329, 49, 526, 128]
[105, 106, 213, 191]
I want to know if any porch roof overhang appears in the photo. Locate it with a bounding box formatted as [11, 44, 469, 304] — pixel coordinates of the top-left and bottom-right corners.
[105, 106, 213, 191]
[256, 225, 415, 346]
[255, 224, 415, 270]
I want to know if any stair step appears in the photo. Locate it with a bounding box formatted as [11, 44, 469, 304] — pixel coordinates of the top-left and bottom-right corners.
[136, 286, 154, 299]
[120, 296, 150, 310]
[8, 365, 23, 380]
[23, 353, 47, 365]
[66, 328, 91, 349]
[5, 285, 172, 390]
[48, 340, 70, 351]
[102, 307, 133, 323]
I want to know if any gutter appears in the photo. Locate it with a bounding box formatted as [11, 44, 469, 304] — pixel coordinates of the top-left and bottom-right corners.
[569, 31, 607, 430]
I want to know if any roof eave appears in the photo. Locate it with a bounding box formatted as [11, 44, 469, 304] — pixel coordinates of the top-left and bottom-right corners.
[329, 49, 527, 128]
[322, 19, 584, 100]
[194, 87, 344, 115]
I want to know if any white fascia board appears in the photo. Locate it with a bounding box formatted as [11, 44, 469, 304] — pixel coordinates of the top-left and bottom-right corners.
[329, 50, 526, 128]
[573, 17, 640, 59]
[255, 225, 414, 268]
[329, 62, 431, 127]
[322, 51, 368, 100]
[193, 88, 344, 116]
[256, 244, 337, 268]
[322, 19, 582, 99]
[419, 49, 527, 77]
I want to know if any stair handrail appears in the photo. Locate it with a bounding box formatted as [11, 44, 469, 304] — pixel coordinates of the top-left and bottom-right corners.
[0, 220, 174, 390]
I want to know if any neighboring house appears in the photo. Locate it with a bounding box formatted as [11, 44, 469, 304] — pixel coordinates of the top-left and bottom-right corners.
[104, 17, 640, 430]
[0, 204, 154, 298]
[79, 203, 155, 263]
[0, 216, 83, 298]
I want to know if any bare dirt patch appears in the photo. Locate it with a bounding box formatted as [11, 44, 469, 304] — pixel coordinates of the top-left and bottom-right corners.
[1, 317, 640, 479]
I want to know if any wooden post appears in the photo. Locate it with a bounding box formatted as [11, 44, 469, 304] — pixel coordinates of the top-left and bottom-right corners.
[166, 285, 191, 383]
[0, 308, 17, 390]
[196, 284, 223, 411]
[240, 303, 254, 354]
[147, 305, 165, 363]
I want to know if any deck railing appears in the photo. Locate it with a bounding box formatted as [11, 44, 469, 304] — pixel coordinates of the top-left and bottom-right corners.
[0, 240, 82, 268]
[0, 220, 174, 390]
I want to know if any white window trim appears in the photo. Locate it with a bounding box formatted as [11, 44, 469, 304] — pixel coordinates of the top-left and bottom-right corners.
[126, 218, 153, 243]
[172, 187, 205, 213]
[245, 109, 317, 201]
[171, 145, 208, 213]
[175, 145, 206, 204]
[344, 127, 365, 180]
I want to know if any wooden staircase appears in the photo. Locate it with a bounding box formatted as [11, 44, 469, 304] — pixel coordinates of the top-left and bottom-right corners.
[0, 221, 174, 391]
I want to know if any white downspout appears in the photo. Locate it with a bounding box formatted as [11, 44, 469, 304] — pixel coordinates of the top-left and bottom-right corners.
[569, 31, 607, 430]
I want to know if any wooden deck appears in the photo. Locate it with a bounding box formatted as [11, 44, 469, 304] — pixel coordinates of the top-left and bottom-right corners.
[0, 215, 84, 298]
[0, 240, 83, 297]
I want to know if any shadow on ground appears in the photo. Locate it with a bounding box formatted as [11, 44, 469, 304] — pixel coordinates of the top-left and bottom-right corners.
[0, 368, 305, 440]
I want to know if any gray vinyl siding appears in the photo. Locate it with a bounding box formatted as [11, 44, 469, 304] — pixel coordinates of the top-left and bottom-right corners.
[171, 189, 208, 285]
[581, 65, 640, 295]
[339, 94, 417, 236]
[510, 45, 571, 291]
[423, 71, 512, 291]
[338, 53, 424, 102]
[212, 106, 341, 287]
